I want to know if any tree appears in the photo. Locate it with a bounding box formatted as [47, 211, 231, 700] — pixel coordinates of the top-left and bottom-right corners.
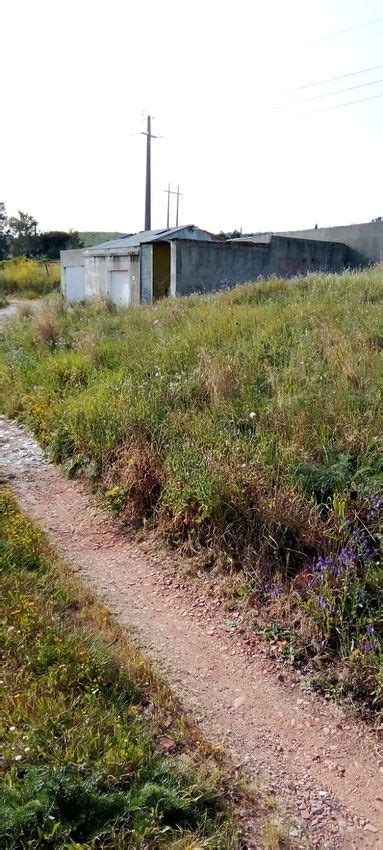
[0, 201, 8, 260]
[8, 211, 38, 256]
[37, 230, 83, 260]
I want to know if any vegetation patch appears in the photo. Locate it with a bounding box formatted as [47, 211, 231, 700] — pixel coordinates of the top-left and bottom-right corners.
[0, 490, 238, 848]
[0, 257, 60, 298]
[0, 267, 382, 711]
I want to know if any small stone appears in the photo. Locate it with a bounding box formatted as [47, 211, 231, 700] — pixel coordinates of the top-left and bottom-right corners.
[233, 696, 245, 709]
[363, 824, 378, 833]
[158, 735, 174, 751]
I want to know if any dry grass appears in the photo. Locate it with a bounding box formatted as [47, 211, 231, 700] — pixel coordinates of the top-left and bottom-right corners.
[16, 301, 35, 319]
[34, 304, 59, 344]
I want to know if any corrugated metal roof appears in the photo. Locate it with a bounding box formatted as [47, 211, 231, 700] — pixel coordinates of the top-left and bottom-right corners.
[87, 225, 213, 252]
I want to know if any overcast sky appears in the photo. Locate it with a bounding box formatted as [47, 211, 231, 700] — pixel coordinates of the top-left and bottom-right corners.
[2, 0, 383, 234]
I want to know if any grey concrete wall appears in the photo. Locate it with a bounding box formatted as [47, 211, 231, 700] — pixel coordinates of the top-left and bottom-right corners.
[268, 235, 349, 276]
[174, 241, 270, 296]
[140, 244, 153, 303]
[278, 220, 383, 265]
[173, 236, 349, 297]
[83, 254, 138, 303]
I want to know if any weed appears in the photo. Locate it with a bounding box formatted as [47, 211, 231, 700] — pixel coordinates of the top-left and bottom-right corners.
[0, 490, 237, 848]
[0, 266, 382, 709]
[0, 257, 60, 297]
[263, 817, 291, 848]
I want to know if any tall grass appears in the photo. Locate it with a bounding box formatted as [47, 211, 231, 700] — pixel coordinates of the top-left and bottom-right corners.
[0, 490, 237, 848]
[0, 257, 60, 298]
[0, 267, 382, 708]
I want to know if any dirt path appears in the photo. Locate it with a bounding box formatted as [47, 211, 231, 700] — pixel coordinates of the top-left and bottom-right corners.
[0, 299, 37, 325]
[0, 415, 382, 849]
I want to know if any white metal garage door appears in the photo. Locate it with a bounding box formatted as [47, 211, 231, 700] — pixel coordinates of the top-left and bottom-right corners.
[65, 266, 85, 303]
[109, 270, 131, 306]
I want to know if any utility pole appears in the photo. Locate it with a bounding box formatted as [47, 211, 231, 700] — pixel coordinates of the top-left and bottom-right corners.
[176, 184, 181, 227]
[164, 184, 183, 228]
[140, 115, 160, 231]
[165, 183, 170, 228]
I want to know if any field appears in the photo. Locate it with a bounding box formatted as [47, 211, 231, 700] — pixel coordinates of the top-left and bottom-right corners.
[0, 257, 60, 299]
[0, 489, 237, 849]
[0, 268, 382, 711]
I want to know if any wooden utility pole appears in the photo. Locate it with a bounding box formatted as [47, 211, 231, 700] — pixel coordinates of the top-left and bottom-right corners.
[164, 184, 183, 228]
[165, 183, 170, 228]
[176, 184, 181, 227]
[141, 115, 160, 231]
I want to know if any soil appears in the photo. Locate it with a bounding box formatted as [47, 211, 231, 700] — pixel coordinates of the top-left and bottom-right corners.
[1, 416, 382, 848]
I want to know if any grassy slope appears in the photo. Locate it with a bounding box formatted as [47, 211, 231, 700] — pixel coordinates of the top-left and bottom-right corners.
[0, 258, 60, 298]
[0, 490, 237, 849]
[79, 232, 127, 248]
[0, 269, 382, 710]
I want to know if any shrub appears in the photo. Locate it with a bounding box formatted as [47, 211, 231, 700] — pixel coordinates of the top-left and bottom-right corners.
[0, 257, 60, 297]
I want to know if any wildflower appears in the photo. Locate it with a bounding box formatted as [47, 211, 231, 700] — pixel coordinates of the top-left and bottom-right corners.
[366, 624, 374, 635]
[249, 411, 256, 420]
[318, 597, 329, 609]
[365, 643, 374, 652]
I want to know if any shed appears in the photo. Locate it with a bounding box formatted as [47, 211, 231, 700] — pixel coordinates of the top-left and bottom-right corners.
[61, 225, 214, 306]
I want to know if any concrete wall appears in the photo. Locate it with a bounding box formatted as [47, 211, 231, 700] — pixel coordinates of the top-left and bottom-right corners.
[141, 244, 153, 303]
[173, 241, 270, 296]
[83, 253, 139, 304]
[268, 235, 348, 276]
[172, 235, 349, 297]
[278, 220, 383, 265]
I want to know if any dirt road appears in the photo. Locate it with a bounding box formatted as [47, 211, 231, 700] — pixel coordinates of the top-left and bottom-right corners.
[0, 415, 382, 848]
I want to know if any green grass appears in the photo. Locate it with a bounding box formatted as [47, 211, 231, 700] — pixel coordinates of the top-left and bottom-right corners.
[0, 267, 382, 710]
[0, 489, 238, 848]
[79, 232, 127, 248]
[0, 257, 60, 298]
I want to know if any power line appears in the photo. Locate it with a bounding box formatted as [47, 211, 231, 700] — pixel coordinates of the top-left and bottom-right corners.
[304, 16, 383, 45]
[277, 63, 383, 96]
[277, 77, 383, 109]
[295, 90, 383, 117]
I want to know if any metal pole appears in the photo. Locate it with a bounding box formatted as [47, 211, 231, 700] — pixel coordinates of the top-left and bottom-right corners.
[145, 115, 151, 231]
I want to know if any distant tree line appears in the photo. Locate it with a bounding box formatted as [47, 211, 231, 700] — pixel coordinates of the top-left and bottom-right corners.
[0, 202, 83, 260]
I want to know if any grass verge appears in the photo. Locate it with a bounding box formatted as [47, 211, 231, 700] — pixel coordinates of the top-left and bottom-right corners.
[0, 489, 239, 848]
[0, 267, 381, 713]
[0, 257, 60, 298]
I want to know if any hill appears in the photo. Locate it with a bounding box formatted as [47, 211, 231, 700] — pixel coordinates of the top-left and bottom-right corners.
[79, 231, 128, 248]
[0, 267, 382, 712]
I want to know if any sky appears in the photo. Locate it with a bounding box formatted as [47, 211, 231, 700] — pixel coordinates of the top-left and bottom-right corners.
[1, 0, 383, 234]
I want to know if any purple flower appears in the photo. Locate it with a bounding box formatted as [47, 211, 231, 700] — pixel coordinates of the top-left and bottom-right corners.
[319, 597, 329, 609]
[365, 642, 374, 652]
[265, 582, 281, 599]
[366, 624, 374, 635]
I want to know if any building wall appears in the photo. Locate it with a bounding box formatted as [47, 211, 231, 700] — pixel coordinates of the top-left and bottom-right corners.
[83, 253, 139, 304]
[268, 235, 349, 276]
[60, 249, 84, 295]
[141, 245, 153, 303]
[173, 240, 270, 296]
[172, 236, 348, 297]
[278, 220, 383, 265]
